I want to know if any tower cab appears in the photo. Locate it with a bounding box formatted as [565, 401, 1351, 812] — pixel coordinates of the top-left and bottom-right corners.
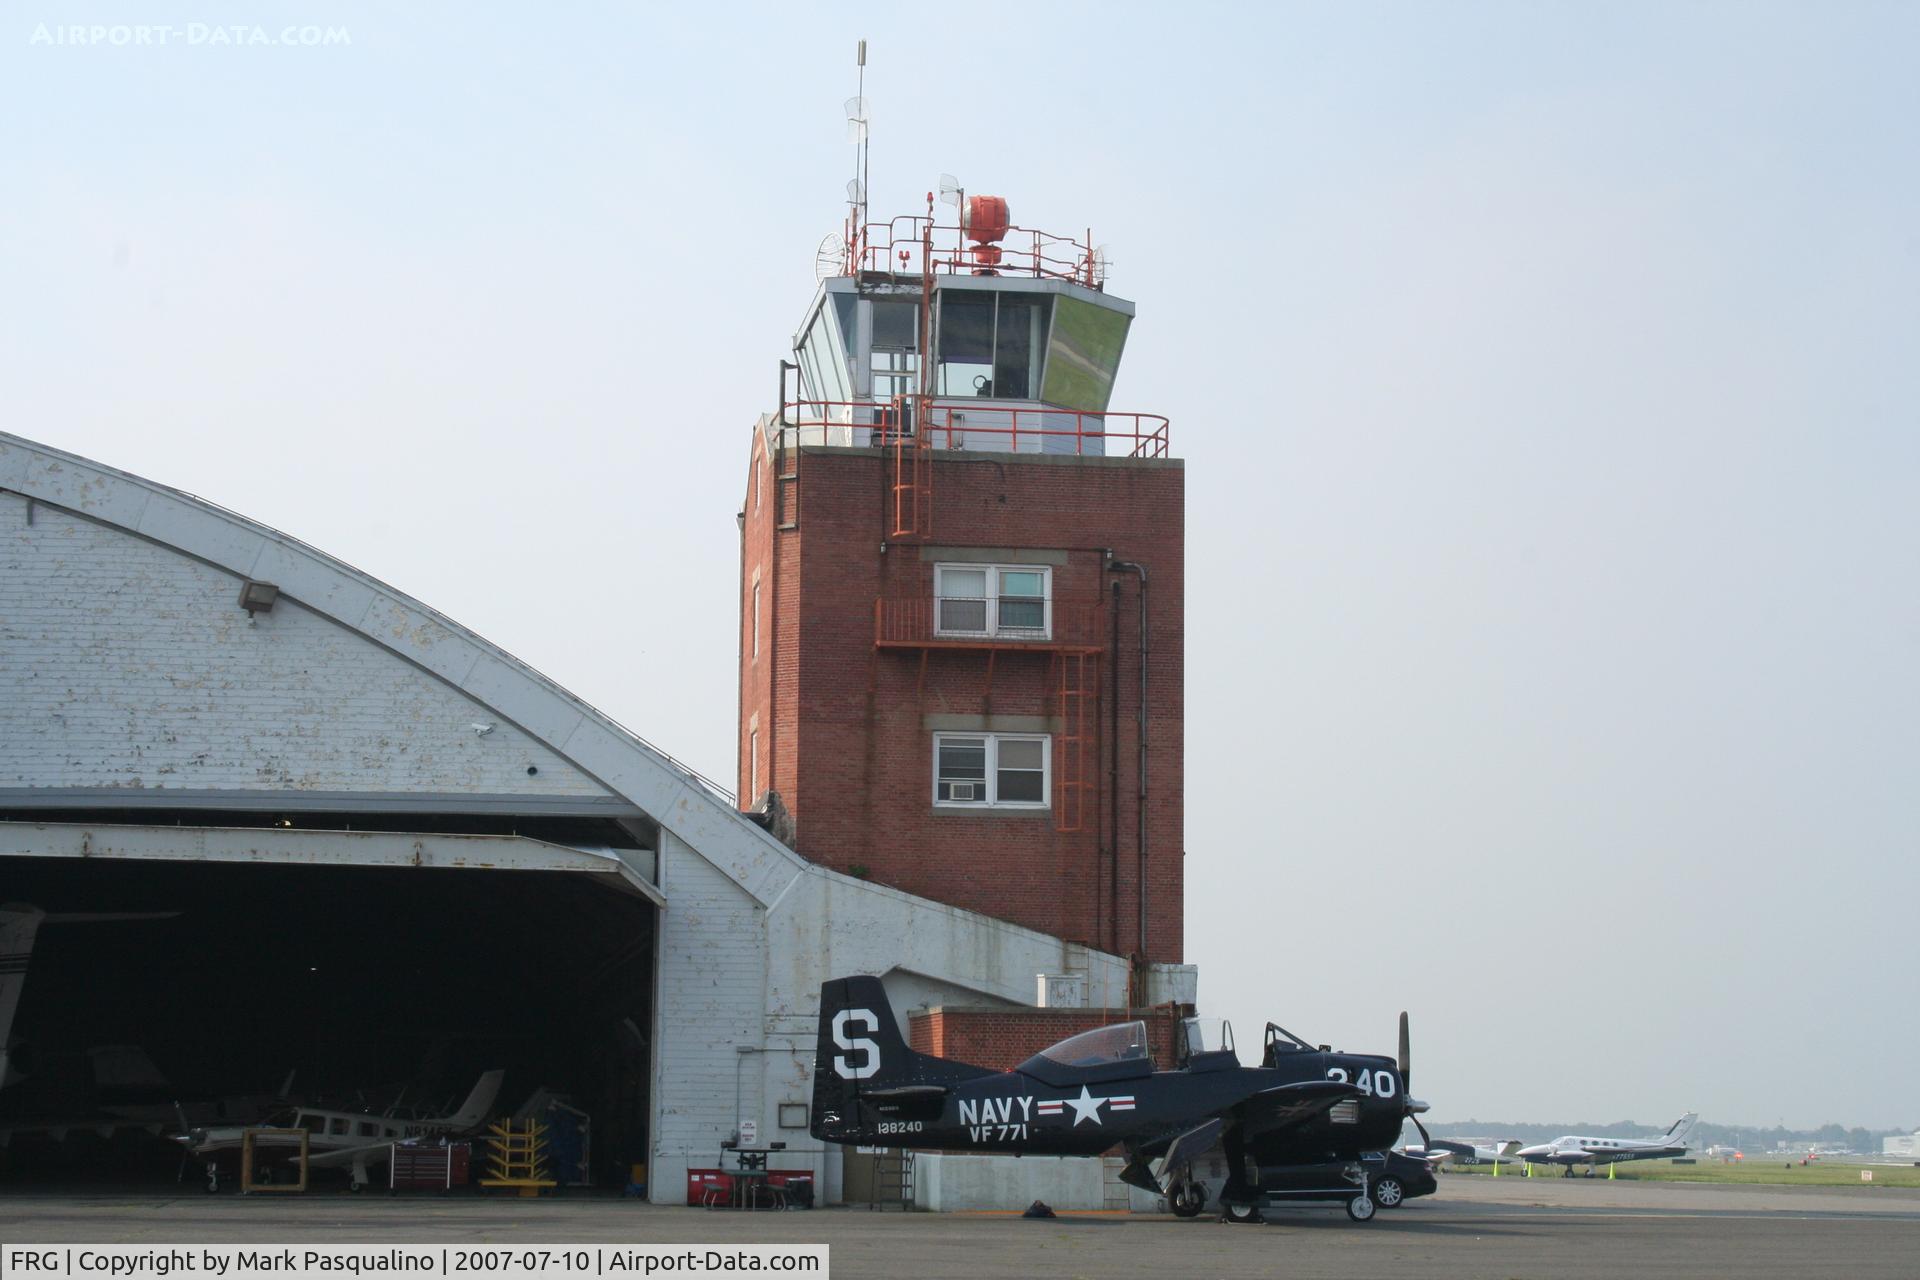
[785, 191, 1151, 457]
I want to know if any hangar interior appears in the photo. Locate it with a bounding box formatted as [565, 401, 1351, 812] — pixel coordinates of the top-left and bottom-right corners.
[0, 847, 656, 1187]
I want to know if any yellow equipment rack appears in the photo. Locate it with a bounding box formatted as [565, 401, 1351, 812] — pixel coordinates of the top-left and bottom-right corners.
[479, 1119, 557, 1196]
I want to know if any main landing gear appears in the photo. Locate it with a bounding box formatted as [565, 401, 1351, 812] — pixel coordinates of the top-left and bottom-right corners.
[1168, 1177, 1208, 1218]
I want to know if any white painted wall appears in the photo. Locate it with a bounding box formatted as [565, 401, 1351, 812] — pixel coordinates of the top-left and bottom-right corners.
[0, 493, 608, 801]
[914, 1154, 1108, 1212]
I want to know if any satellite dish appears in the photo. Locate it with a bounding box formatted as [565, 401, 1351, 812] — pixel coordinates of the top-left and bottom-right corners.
[844, 96, 870, 145]
[815, 233, 848, 282]
[938, 173, 963, 208]
[846, 178, 865, 206]
[1091, 244, 1112, 285]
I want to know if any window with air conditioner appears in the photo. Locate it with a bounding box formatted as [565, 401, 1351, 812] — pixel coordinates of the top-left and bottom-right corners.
[934, 733, 1050, 809]
[934, 563, 1051, 639]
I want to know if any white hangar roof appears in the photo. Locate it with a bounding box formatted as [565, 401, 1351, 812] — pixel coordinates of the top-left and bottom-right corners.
[0, 430, 806, 907]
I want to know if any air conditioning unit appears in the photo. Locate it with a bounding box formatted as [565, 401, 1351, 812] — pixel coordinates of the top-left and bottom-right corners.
[948, 783, 977, 801]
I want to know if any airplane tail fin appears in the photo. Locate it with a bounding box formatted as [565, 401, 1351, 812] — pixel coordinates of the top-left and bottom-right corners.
[1497, 1140, 1524, 1158]
[1665, 1112, 1700, 1149]
[440, 1070, 506, 1131]
[1, 905, 178, 1092]
[0, 905, 48, 1089]
[88, 1044, 172, 1092]
[809, 976, 993, 1142]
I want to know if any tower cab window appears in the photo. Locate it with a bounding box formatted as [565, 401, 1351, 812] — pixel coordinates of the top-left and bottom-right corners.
[935, 563, 1050, 638]
[935, 289, 1050, 398]
[935, 733, 1049, 808]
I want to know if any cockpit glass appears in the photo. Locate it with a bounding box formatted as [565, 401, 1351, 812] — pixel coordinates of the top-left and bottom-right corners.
[1034, 1021, 1150, 1068]
[1181, 1017, 1234, 1056]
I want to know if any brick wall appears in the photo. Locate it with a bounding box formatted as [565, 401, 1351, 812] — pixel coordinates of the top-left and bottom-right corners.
[909, 1005, 1185, 1073]
[740, 443, 1185, 963]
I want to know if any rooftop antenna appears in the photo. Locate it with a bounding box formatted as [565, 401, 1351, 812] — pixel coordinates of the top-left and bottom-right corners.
[845, 40, 870, 239]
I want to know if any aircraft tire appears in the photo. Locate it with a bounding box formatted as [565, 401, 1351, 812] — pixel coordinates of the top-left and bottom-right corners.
[1220, 1201, 1262, 1225]
[1345, 1194, 1376, 1222]
[1169, 1180, 1207, 1218]
[1372, 1176, 1405, 1208]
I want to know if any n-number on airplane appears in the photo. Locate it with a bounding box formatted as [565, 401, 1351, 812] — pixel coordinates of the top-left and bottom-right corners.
[811, 976, 1430, 1222]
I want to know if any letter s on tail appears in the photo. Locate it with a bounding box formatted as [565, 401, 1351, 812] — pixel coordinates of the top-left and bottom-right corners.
[811, 976, 905, 1141]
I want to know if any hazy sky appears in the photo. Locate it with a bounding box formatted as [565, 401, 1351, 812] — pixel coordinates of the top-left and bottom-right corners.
[4, 2, 1915, 1130]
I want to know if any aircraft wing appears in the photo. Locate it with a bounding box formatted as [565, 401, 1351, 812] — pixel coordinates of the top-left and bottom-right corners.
[0, 1118, 166, 1148]
[307, 1141, 395, 1171]
[1151, 1117, 1225, 1186]
[1233, 1079, 1364, 1137]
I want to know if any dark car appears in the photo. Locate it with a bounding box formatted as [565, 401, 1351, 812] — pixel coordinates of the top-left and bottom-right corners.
[1364, 1149, 1438, 1208]
[1247, 1149, 1438, 1218]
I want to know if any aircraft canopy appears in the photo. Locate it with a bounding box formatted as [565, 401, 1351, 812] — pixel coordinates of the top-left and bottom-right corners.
[1017, 1020, 1155, 1087]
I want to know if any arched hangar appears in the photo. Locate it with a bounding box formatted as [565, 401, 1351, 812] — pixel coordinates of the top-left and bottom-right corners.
[0, 431, 1126, 1200]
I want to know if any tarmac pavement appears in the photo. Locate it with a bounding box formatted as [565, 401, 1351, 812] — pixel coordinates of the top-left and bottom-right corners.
[4, 1174, 1918, 1279]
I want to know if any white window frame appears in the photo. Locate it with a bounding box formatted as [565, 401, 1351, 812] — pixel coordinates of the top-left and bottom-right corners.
[748, 727, 759, 801]
[751, 578, 761, 660]
[933, 563, 1052, 640]
[932, 731, 1051, 810]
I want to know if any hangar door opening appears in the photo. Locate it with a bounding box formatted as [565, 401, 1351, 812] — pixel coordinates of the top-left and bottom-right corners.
[0, 857, 654, 1190]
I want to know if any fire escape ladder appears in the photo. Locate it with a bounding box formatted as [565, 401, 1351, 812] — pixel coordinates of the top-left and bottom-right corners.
[886, 395, 932, 540]
[1052, 650, 1098, 833]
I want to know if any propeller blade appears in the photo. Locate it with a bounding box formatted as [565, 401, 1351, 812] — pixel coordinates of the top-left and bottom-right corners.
[1398, 1011, 1410, 1086]
[1413, 1116, 1433, 1149]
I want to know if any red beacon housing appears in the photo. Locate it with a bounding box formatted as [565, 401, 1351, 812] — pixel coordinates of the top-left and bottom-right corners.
[963, 194, 1010, 271]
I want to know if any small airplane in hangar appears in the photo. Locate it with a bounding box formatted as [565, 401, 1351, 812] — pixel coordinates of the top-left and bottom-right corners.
[174, 1069, 505, 1191]
[1515, 1113, 1700, 1176]
[811, 976, 1431, 1222]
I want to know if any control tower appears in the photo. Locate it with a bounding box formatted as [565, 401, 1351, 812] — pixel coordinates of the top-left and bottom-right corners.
[738, 189, 1184, 985]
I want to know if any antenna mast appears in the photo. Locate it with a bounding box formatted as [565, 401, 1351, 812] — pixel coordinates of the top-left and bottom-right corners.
[857, 39, 870, 235]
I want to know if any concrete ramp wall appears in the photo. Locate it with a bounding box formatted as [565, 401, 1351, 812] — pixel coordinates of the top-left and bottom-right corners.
[912, 1153, 1112, 1212]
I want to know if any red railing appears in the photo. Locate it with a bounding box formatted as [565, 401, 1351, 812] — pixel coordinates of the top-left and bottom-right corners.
[875, 594, 1107, 651]
[845, 210, 1104, 287]
[777, 400, 1171, 460]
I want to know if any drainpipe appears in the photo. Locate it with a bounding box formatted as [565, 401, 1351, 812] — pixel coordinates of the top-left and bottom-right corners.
[1107, 559, 1149, 983]
[763, 360, 798, 810]
[1108, 577, 1122, 956]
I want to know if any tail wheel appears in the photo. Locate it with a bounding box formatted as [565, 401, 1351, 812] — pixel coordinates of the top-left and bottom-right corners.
[1221, 1201, 1262, 1224]
[1345, 1194, 1377, 1222]
[1373, 1176, 1405, 1208]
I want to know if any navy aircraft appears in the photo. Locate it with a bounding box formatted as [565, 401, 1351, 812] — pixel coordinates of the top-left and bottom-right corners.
[1515, 1113, 1699, 1175]
[810, 976, 1430, 1222]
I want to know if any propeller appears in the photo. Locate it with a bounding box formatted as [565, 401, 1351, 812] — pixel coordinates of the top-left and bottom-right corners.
[1398, 1011, 1434, 1148]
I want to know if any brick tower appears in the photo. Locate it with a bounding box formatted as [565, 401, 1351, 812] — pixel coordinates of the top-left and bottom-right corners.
[738, 191, 1183, 988]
